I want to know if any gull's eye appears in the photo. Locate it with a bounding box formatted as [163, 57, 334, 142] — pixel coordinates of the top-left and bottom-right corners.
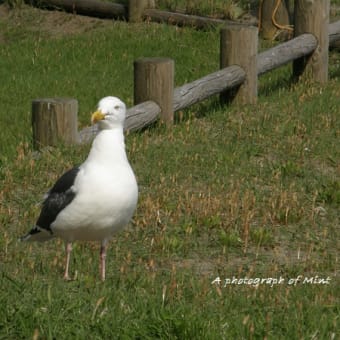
[114, 105, 120, 110]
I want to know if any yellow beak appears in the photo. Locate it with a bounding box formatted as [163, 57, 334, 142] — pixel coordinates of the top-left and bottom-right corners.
[91, 110, 105, 124]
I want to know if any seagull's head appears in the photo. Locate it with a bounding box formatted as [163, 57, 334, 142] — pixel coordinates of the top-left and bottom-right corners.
[91, 96, 126, 129]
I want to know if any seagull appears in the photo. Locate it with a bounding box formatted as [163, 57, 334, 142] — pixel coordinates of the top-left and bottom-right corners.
[21, 96, 138, 281]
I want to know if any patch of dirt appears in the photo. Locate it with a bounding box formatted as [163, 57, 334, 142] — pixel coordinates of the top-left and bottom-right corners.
[0, 3, 113, 41]
[38, 8, 113, 36]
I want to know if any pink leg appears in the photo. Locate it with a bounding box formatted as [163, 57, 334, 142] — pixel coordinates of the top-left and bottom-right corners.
[63, 242, 72, 280]
[100, 241, 108, 281]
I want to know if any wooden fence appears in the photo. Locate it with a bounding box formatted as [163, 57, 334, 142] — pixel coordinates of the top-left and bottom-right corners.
[31, 0, 239, 28]
[30, 0, 340, 148]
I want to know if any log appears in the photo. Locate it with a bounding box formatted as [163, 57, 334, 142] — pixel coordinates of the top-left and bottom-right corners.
[78, 125, 98, 144]
[220, 26, 258, 105]
[32, 0, 127, 19]
[134, 58, 174, 125]
[143, 8, 238, 29]
[32, 98, 79, 149]
[125, 100, 160, 131]
[257, 33, 317, 75]
[173, 65, 245, 111]
[293, 0, 330, 82]
[258, 20, 340, 75]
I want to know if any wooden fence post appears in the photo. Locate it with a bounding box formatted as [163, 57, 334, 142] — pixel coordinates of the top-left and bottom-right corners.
[134, 58, 174, 125]
[293, 0, 329, 83]
[128, 0, 155, 22]
[32, 98, 79, 149]
[220, 25, 258, 105]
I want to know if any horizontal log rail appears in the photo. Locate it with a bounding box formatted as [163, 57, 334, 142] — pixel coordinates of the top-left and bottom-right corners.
[28, 1, 340, 148]
[31, 0, 127, 18]
[79, 20, 339, 142]
[257, 33, 318, 75]
[143, 8, 237, 29]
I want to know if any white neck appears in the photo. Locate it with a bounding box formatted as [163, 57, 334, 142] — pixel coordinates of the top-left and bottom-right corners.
[85, 127, 128, 166]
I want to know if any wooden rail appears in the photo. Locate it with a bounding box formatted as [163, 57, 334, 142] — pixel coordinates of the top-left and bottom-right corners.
[31, 0, 241, 28]
[30, 0, 127, 18]
[30, 1, 340, 148]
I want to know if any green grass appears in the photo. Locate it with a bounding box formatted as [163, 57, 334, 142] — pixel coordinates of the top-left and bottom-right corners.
[1, 4, 340, 339]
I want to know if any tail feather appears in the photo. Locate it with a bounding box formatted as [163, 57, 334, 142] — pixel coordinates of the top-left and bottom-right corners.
[20, 226, 54, 242]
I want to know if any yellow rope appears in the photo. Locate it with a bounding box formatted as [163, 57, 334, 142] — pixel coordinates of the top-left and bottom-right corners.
[258, 0, 294, 34]
[272, 0, 294, 32]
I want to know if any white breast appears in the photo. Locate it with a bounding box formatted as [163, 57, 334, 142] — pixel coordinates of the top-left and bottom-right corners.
[51, 128, 138, 242]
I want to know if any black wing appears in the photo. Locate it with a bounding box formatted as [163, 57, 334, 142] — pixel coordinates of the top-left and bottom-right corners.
[36, 167, 80, 232]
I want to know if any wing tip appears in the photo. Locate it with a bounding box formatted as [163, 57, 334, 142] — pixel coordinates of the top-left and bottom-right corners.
[18, 233, 31, 242]
[19, 226, 54, 242]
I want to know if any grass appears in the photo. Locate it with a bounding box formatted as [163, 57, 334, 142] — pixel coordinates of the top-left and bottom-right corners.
[1, 3, 340, 339]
